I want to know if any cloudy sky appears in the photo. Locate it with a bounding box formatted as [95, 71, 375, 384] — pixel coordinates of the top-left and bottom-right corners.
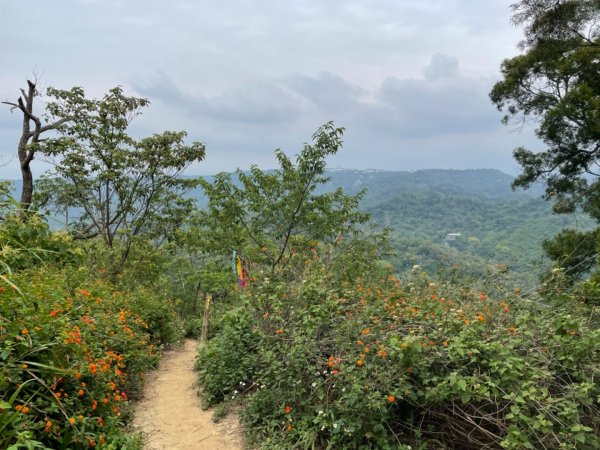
[0, 0, 540, 178]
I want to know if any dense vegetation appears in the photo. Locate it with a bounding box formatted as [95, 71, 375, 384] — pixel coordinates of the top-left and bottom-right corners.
[321, 169, 591, 284]
[195, 129, 600, 449]
[1, 2, 599, 449]
[2, 115, 600, 450]
[11, 168, 589, 285]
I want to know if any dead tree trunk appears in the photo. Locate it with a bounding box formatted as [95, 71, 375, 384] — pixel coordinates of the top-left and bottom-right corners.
[2, 80, 69, 211]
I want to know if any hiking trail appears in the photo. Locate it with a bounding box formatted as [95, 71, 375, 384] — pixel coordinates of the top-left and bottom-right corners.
[133, 339, 244, 450]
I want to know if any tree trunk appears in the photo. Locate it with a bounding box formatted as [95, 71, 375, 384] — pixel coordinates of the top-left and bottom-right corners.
[2, 80, 70, 213]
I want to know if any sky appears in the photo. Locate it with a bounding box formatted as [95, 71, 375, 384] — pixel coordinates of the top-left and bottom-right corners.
[0, 0, 541, 178]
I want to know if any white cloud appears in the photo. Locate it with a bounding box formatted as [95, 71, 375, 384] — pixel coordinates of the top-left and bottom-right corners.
[0, 0, 531, 178]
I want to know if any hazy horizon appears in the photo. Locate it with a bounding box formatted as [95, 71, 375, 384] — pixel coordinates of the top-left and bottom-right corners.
[1, 0, 538, 179]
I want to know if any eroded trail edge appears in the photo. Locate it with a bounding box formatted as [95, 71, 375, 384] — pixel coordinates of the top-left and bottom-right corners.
[133, 339, 244, 450]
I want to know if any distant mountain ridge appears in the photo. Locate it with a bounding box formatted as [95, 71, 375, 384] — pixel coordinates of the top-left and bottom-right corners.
[319, 168, 541, 201]
[3, 168, 536, 201]
[4, 169, 583, 286]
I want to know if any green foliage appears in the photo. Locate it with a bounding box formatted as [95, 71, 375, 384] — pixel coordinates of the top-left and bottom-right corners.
[198, 244, 600, 449]
[36, 86, 205, 273]
[490, 0, 600, 285]
[491, 1, 600, 212]
[0, 265, 182, 449]
[198, 122, 369, 274]
[183, 168, 592, 286]
[366, 188, 589, 285]
[196, 306, 258, 408]
[0, 213, 80, 272]
[541, 228, 600, 284]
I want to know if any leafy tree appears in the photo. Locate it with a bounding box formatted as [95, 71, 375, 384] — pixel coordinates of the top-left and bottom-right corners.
[490, 0, 600, 214]
[2, 80, 74, 210]
[37, 86, 205, 272]
[198, 122, 369, 274]
[491, 0, 600, 280]
[542, 228, 599, 283]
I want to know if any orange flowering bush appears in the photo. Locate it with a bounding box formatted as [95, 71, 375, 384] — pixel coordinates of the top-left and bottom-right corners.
[0, 267, 179, 449]
[198, 246, 600, 449]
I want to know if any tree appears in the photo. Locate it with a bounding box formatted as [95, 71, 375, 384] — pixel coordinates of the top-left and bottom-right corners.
[198, 122, 369, 275]
[38, 86, 206, 272]
[491, 1, 600, 281]
[2, 80, 74, 210]
[490, 0, 600, 215]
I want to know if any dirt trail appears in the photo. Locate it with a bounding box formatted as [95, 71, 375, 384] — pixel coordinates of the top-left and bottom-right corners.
[133, 339, 244, 450]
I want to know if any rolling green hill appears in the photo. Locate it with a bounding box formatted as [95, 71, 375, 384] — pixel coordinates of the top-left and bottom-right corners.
[322, 169, 591, 286]
[6, 168, 592, 286]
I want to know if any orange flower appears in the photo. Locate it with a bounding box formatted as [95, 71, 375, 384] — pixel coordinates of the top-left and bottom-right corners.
[327, 356, 335, 367]
[377, 348, 388, 359]
[387, 395, 395, 403]
[22, 406, 29, 414]
[44, 420, 52, 432]
[357, 339, 364, 346]
[89, 363, 97, 375]
[283, 405, 292, 414]
[50, 310, 58, 317]
[356, 359, 364, 366]
[68, 417, 76, 425]
[78, 389, 84, 397]
[286, 424, 293, 432]
[14, 405, 22, 412]
[275, 329, 284, 335]
[361, 328, 370, 336]
[79, 289, 91, 297]
[92, 400, 98, 410]
[479, 293, 487, 301]
[21, 329, 29, 335]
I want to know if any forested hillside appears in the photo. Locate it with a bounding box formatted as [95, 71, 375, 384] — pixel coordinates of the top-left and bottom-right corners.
[6, 168, 589, 286]
[323, 169, 588, 283]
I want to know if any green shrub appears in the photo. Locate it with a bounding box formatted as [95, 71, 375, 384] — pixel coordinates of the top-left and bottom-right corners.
[0, 266, 181, 449]
[196, 306, 258, 408]
[199, 254, 600, 449]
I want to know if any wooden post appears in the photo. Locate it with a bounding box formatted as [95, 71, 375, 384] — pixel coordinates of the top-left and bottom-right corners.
[200, 293, 212, 347]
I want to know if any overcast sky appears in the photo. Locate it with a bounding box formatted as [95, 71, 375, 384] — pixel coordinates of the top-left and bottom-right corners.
[0, 0, 540, 178]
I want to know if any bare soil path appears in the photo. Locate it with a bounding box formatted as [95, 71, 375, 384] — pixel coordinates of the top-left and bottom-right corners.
[133, 339, 244, 450]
